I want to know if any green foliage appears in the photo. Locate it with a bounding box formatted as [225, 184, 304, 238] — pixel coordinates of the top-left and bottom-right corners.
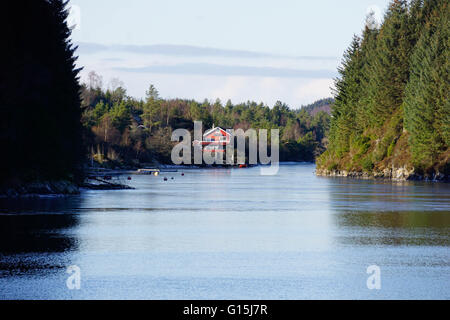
[146, 84, 159, 101]
[80, 80, 332, 165]
[93, 102, 109, 124]
[403, 1, 449, 169]
[374, 110, 403, 161]
[297, 132, 319, 161]
[361, 157, 374, 172]
[318, 0, 449, 175]
[110, 102, 131, 133]
[365, 0, 412, 126]
[350, 135, 371, 161]
[327, 162, 338, 171]
[387, 140, 396, 158]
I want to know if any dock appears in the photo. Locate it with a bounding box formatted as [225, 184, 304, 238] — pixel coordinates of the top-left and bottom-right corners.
[136, 168, 178, 175]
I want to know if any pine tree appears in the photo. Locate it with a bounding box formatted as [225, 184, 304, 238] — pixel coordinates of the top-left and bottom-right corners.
[403, 0, 449, 169]
[318, 0, 449, 176]
[356, 15, 380, 130]
[328, 35, 362, 155]
[0, 0, 83, 185]
[366, 0, 410, 126]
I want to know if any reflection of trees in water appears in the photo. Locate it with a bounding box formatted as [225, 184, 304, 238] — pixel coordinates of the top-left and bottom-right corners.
[327, 178, 450, 212]
[325, 179, 450, 246]
[333, 211, 450, 246]
[0, 197, 83, 275]
[0, 213, 79, 254]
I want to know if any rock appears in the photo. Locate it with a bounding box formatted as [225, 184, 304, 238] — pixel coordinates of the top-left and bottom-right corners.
[0, 180, 80, 198]
[315, 165, 448, 182]
[392, 166, 415, 180]
[81, 182, 134, 190]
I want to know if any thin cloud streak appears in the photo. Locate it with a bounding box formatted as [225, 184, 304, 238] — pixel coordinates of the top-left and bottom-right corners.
[76, 42, 338, 61]
[114, 63, 337, 79]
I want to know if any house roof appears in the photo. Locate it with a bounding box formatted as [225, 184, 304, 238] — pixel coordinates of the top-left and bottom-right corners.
[203, 126, 231, 137]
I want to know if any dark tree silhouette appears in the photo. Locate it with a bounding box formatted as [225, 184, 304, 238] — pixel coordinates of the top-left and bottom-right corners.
[0, 0, 83, 186]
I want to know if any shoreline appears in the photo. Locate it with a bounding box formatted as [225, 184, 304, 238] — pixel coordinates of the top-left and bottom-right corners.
[5, 162, 446, 198]
[0, 179, 134, 199]
[315, 168, 449, 182]
[0, 180, 80, 198]
[0, 162, 313, 198]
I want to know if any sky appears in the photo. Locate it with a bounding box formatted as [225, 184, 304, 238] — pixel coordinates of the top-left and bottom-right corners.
[68, 0, 391, 108]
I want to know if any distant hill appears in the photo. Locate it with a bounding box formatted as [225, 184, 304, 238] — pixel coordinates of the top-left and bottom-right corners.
[301, 98, 334, 116]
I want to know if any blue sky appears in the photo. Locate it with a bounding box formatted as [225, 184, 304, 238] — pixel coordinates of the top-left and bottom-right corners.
[68, 0, 391, 107]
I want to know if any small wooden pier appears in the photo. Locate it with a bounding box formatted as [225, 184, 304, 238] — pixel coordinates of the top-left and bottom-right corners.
[136, 168, 178, 175]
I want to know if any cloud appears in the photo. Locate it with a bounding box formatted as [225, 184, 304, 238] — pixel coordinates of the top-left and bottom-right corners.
[210, 77, 251, 102]
[76, 42, 338, 61]
[114, 63, 337, 79]
[101, 57, 124, 62]
[293, 79, 335, 102]
[74, 42, 338, 106]
[208, 76, 334, 107]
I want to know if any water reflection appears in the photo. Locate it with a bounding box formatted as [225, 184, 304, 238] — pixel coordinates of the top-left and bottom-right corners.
[322, 177, 450, 211]
[333, 211, 450, 246]
[0, 213, 79, 254]
[0, 196, 83, 214]
[0, 164, 449, 299]
[0, 197, 83, 276]
[324, 177, 450, 247]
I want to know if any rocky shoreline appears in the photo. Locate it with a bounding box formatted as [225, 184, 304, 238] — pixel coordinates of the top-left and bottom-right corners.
[0, 179, 134, 198]
[0, 180, 80, 198]
[80, 182, 134, 190]
[316, 166, 448, 182]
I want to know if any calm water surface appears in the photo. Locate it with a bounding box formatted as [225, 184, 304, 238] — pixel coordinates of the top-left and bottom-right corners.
[0, 163, 449, 299]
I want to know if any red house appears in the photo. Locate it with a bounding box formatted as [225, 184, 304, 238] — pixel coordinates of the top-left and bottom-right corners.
[194, 126, 232, 160]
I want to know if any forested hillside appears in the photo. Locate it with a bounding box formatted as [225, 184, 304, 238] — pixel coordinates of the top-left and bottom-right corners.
[317, 0, 449, 180]
[301, 98, 333, 116]
[80, 74, 331, 167]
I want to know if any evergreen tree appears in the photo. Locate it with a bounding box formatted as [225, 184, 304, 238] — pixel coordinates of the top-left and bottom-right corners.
[318, 0, 449, 177]
[403, 0, 449, 169]
[1, 0, 83, 185]
[356, 15, 380, 129]
[366, 0, 410, 126]
[329, 35, 362, 155]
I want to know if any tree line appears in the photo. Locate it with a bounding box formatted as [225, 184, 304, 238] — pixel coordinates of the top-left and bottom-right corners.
[80, 73, 331, 167]
[0, 0, 339, 194]
[317, 0, 449, 177]
[1, 0, 332, 190]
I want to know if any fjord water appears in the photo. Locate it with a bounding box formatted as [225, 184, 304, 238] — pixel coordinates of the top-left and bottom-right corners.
[0, 163, 449, 299]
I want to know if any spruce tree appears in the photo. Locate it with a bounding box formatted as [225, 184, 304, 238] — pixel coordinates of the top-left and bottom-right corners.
[0, 0, 83, 185]
[357, 15, 380, 130]
[403, 0, 449, 169]
[318, 0, 449, 176]
[329, 35, 362, 155]
[366, 0, 410, 126]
